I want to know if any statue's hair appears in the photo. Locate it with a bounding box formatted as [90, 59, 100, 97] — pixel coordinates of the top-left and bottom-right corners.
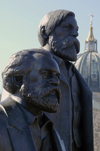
[2, 49, 52, 94]
[38, 9, 75, 46]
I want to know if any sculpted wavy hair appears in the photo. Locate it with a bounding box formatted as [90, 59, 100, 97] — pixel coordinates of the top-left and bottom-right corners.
[38, 9, 75, 47]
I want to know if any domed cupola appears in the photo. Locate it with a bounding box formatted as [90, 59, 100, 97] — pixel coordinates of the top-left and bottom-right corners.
[85, 13, 97, 53]
[75, 14, 100, 92]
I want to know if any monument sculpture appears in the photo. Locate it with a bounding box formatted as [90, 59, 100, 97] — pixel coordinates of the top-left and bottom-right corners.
[0, 49, 66, 151]
[38, 9, 94, 151]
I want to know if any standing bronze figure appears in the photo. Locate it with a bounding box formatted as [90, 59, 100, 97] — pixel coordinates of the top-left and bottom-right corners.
[38, 9, 94, 151]
[0, 49, 66, 151]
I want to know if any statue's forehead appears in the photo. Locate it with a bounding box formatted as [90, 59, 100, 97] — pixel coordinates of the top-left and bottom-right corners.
[33, 53, 60, 72]
[60, 15, 77, 26]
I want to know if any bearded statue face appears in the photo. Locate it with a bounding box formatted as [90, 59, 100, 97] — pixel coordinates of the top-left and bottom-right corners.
[19, 54, 61, 113]
[48, 15, 80, 61]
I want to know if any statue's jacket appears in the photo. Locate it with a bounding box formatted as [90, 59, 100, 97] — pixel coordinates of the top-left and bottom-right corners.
[46, 54, 94, 151]
[0, 99, 66, 151]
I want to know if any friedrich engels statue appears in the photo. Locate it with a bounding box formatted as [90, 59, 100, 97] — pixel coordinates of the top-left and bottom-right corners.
[38, 9, 94, 151]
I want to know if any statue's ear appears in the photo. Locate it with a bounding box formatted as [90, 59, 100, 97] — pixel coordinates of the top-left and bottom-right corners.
[12, 76, 23, 88]
[40, 26, 48, 39]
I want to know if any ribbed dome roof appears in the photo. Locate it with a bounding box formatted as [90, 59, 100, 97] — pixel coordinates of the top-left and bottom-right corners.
[75, 51, 100, 92]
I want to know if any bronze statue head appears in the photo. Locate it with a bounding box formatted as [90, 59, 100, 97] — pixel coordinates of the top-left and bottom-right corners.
[38, 9, 80, 61]
[2, 49, 61, 113]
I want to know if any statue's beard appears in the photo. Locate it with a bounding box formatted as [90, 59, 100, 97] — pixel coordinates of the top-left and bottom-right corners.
[48, 33, 80, 61]
[20, 81, 61, 113]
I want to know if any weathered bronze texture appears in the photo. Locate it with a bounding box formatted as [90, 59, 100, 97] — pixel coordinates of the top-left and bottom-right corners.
[0, 49, 66, 151]
[38, 9, 94, 151]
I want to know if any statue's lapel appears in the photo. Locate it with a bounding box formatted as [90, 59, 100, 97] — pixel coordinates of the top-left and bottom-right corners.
[53, 55, 69, 86]
[52, 128, 66, 151]
[7, 101, 36, 151]
[8, 125, 36, 151]
[59, 64, 69, 86]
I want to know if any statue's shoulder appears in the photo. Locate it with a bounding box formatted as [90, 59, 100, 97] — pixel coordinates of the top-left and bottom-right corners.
[0, 102, 8, 126]
[74, 65, 92, 95]
[0, 103, 8, 143]
[0, 98, 17, 125]
[0, 101, 13, 150]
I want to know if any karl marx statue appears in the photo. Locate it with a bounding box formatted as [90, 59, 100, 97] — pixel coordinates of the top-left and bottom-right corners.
[0, 49, 66, 151]
[38, 10, 94, 151]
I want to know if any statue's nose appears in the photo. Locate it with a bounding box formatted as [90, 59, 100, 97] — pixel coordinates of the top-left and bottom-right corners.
[49, 74, 60, 86]
[70, 27, 79, 37]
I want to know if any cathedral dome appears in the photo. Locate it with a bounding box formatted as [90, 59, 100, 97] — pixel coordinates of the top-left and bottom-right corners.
[75, 14, 100, 92]
[75, 51, 100, 92]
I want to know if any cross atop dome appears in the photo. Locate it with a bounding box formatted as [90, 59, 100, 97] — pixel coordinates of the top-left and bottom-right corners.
[84, 13, 97, 52]
[89, 13, 93, 26]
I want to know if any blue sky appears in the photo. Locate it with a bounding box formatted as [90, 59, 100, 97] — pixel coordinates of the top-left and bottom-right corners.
[0, 0, 100, 92]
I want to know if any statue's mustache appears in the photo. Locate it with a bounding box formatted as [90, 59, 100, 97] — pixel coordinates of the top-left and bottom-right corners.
[40, 85, 61, 103]
[22, 84, 61, 104]
[61, 36, 80, 53]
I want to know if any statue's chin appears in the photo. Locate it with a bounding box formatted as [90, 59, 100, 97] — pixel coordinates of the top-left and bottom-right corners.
[55, 45, 77, 61]
[38, 97, 59, 113]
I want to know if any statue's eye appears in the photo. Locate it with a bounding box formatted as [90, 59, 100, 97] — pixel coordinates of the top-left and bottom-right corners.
[40, 70, 51, 79]
[62, 24, 72, 30]
[56, 74, 60, 79]
[62, 24, 69, 28]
